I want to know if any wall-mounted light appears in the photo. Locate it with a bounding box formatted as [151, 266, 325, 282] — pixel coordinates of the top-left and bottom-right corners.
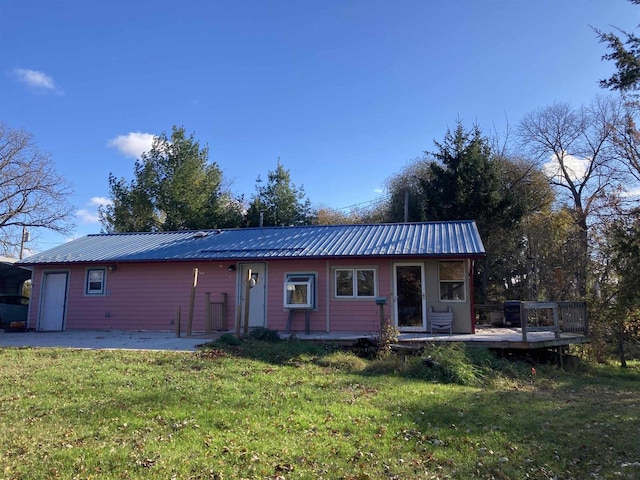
[227, 264, 236, 272]
[108, 265, 117, 272]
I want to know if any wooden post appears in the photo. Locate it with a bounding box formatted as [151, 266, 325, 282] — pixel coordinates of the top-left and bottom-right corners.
[187, 267, 198, 336]
[379, 303, 385, 331]
[175, 306, 181, 338]
[221, 293, 227, 330]
[243, 268, 252, 334]
[235, 295, 242, 337]
[520, 301, 527, 342]
[205, 292, 212, 334]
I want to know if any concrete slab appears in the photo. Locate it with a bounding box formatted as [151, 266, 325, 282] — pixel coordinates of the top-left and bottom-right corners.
[0, 329, 215, 352]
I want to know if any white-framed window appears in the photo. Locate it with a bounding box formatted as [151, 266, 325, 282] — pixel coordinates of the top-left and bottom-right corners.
[439, 260, 466, 301]
[334, 268, 376, 298]
[85, 268, 106, 295]
[284, 273, 316, 309]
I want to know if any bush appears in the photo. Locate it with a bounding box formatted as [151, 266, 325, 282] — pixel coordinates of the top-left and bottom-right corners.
[216, 333, 241, 346]
[247, 327, 281, 342]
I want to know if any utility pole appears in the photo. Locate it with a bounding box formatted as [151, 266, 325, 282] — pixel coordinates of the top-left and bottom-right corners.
[19, 226, 30, 260]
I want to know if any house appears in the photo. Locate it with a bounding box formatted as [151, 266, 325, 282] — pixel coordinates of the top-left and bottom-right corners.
[17, 221, 485, 335]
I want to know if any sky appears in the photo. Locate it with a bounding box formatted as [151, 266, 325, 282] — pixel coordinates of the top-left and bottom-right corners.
[1, 0, 638, 254]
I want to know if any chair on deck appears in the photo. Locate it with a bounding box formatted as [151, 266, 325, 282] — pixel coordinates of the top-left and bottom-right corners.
[429, 306, 453, 334]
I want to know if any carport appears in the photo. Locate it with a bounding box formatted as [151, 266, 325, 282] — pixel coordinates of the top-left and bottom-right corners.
[0, 257, 32, 327]
[0, 257, 32, 294]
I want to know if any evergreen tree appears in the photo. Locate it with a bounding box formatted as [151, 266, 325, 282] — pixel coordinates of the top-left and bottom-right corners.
[246, 162, 314, 227]
[101, 126, 243, 232]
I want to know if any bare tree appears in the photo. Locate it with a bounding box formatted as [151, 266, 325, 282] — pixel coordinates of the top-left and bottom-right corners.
[0, 123, 75, 256]
[517, 97, 624, 297]
[606, 101, 640, 195]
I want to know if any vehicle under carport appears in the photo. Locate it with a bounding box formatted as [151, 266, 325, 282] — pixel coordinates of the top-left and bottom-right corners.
[0, 258, 32, 328]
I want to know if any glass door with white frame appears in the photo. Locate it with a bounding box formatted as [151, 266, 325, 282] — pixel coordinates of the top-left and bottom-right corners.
[394, 263, 426, 331]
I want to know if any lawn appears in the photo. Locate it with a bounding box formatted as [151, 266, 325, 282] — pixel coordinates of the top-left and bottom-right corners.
[0, 337, 639, 480]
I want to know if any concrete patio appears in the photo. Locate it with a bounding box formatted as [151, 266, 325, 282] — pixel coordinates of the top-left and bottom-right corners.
[0, 329, 215, 352]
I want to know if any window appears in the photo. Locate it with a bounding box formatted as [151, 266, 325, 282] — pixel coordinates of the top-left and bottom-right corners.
[284, 273, 315, 309]
[335, 268, 376, 298]
[439, 260, 465, 301]
[86, 268, 106, 295]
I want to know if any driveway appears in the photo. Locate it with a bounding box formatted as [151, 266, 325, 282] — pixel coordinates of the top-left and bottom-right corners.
[0, 329, 214, 352]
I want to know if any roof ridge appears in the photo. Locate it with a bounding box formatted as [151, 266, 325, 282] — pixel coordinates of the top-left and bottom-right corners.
[86, 220, 477, 237]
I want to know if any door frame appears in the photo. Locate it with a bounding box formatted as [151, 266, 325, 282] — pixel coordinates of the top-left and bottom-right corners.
[38, 270, 69, 331]
[238, 262, 267, 329]
[393, 262, 427, 332]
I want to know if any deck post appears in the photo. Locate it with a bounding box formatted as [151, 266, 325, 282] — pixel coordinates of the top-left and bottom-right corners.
[520, 301, 527, 342]
[553, 304, 560, 338]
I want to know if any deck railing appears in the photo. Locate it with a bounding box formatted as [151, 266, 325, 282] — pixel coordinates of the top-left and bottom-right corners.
[520, 301, 588, 341]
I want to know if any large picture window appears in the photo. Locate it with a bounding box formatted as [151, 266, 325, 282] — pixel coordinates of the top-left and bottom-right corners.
[335, 268, 376, 298]
[284, 273, 316, 309]
[439, 260, 465, 301]
[86, 268, 106, 295]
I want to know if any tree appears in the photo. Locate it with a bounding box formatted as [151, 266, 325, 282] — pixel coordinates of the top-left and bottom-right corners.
[598, 213, 640, 367]
[0, 122, 75, 256]
[314, 207, 360, 225]
[245, 162, 314, 227]
[517, 98, 623, 297]
[595, 0, 640, 93]
[383, 160, 431, 223]
[387, 122, 547, 303]
[100, 126, 243, 232]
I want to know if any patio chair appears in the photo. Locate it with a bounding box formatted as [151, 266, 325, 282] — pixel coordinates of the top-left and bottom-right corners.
[429, 306, 453, 334]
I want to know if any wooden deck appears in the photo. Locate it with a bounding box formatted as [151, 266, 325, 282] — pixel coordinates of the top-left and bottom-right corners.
[281, 327, 590, 350]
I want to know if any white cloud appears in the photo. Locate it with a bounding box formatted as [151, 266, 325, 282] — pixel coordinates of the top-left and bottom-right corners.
[77, 209, 100, 224]
[107, 132, 155, 159]
[12, 68, 62, 94]
[76, 197, 113, 224]
[88, 196, 113, 207]
[621, 186, 640, 198]
[543, 153, 589, 183]
[373, 188, 384, 194]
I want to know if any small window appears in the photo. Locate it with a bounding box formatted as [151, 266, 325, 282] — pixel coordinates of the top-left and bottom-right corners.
[335, 268, 376, 298]
[284, 273, 315, 309]
[86, 268, 106, 295]
[439, 260, 465, 301]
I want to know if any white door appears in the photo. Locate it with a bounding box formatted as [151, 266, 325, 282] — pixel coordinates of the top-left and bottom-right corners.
[239, 263, 267, 328]
[393, 263, 427, 332]
[39, 272, 68, 331]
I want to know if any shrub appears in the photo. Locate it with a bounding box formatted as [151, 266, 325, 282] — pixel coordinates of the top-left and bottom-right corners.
[247, 327, 281, 342]
[216, 333, 241, 346]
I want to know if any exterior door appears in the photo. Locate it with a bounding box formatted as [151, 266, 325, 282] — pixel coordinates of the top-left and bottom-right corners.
[39, 272, 68, 331]
[239, 263, 267, 328]
[394, 263, 426, 331]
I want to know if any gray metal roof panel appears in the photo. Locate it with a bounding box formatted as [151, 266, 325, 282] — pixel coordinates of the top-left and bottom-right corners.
[18, 221, 485, 265]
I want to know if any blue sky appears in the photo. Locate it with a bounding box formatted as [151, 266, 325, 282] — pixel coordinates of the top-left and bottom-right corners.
[1, 0, 638, 253]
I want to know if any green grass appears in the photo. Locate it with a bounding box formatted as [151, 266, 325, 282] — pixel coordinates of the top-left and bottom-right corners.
[0, 340, 639, 479]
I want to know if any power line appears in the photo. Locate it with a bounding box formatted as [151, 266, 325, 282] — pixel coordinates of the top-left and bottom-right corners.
[333, 194, 391, 212]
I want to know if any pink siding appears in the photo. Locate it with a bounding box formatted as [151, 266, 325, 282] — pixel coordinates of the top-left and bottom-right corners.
[27, 257, 471, 333]
[28, 262, 238, 331]
[264, 259, 393, 334]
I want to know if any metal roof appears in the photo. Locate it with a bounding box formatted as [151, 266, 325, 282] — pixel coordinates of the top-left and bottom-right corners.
[18, 221, 485, 265]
